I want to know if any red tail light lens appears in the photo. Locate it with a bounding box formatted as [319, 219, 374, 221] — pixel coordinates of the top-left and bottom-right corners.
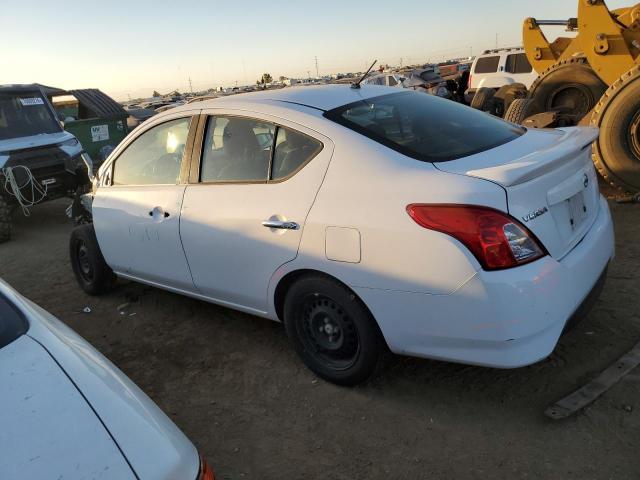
[406, 204, 546, 270]
[198, 455, 215, 480]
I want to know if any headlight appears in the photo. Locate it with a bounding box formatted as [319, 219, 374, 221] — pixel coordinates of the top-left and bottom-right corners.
[437, 86, 449, 97]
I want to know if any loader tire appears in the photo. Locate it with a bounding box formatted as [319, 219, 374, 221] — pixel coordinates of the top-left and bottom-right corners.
[504, 98, 533, 125]
[591, 66, 640, 194]
[527, 57, 607, 125]
[470, 87, 496, 113]
[0, 196, 12, 244]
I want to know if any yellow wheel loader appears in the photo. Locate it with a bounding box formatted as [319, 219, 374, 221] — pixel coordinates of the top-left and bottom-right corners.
[520, 0, 640, 193]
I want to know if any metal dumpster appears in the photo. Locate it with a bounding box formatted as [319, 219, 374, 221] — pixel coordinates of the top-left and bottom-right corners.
[43, 86, 128, 167]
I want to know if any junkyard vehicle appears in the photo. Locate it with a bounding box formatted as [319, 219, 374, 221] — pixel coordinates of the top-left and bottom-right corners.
[69, 85, 614, 386]
[517, 0, 640, 193]
[362, 68, 453, 98]
[0, 84, 92, 242]
[467, 47, 537, 99]
[0, 278, 215, 479]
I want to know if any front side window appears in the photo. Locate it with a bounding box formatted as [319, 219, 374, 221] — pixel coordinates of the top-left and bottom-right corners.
[505, 53, 533, 74]
[325, 92, 524, 162]
[112, 117, 191, 186]
[474, 56, 500, 74]
[201, 116, 274, 182]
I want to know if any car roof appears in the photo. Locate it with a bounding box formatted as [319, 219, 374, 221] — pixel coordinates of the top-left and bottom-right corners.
[172, 84, 403, 113]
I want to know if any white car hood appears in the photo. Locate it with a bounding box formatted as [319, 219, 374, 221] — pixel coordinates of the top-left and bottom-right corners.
[2, 282, 200, 480]
[0, 335, 135, 479]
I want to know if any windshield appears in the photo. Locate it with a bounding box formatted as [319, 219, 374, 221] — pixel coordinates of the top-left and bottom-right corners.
[324, 92, 524, 162]
[0, 91, 61, 141]
[0, 292, 28, 350]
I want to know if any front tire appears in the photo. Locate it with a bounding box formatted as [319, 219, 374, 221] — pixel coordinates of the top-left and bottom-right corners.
[69, 224, 116, 295]
[284, 275, 384, 386]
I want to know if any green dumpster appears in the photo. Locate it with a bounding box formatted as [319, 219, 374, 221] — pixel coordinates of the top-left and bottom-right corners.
[44, 87, 129, 167]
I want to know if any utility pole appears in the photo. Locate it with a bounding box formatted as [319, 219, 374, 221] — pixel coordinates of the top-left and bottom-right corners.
[188, 77, 193, 94]
[314, 56, 319, 78]
[495, 33, 499, 49]
[400, 57, 403, 68]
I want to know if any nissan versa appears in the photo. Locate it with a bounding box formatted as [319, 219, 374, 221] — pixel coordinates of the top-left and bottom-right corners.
[68, 85, 615, 385]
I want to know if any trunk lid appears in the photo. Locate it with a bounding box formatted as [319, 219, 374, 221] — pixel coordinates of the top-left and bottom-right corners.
[435, 127, 601, 260]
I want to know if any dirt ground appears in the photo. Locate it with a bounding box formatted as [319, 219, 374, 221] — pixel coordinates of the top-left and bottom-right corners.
[1, 192, 639, 480]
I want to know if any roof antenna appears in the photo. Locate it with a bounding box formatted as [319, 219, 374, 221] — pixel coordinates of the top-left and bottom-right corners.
[351, 60, 377, 89]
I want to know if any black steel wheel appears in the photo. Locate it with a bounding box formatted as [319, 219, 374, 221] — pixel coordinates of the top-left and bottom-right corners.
[69, 224, 116, 295]
[284, 275, 384, 386]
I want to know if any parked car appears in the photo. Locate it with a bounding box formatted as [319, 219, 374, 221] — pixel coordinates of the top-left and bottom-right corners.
[467, 47, 538, 99]
[362, 68, 452, 98]
[69, 85, 614, 386]
[0, 84, 93, 243]
[0, 278, 215, 479]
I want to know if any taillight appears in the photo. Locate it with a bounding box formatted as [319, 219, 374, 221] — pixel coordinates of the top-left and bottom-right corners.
[406, 204, 546, 270]
[468, 74, 472, 89]
[198, 455, 215, 480]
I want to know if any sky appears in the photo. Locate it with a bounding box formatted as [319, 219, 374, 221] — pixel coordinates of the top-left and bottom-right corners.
[0, 0, 631, 100]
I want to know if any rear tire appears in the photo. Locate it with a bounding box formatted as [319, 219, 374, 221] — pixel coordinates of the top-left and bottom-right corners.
[527, 57, 607, 125]
[0, 196, 11, 244]
[69, 224, 116, 295]
[591, 65, 640, 194]
[470, 87, 496, 112]
[283, 275, 384, 386]
[493, 83, 527, 118]
[504, 98, 533, 125]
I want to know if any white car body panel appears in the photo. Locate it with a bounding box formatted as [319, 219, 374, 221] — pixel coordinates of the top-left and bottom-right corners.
[94, 184, 194, 290]
[93, 85, 615, 369]
[180, 108, 334, 312]
[0, 280, 200, 480]
[0, 335, 135, 479]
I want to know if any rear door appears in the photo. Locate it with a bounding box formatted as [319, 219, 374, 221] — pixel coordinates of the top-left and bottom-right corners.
[179, 111, 333, 313]
[93, 113, 198, 290]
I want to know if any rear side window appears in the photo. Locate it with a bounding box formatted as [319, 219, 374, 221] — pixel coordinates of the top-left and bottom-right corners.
[272, 127, 322, 180]
[505, 53, 533, 74]
[200, 116, 275, 182]
[0, 293, 28, 350]
[474, 56, 500, 74]
[324, 92, 524, 162]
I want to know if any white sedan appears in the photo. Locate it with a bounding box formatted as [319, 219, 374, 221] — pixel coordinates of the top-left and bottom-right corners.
[0, 279, 215, 479]
[70, 84, 615, 385]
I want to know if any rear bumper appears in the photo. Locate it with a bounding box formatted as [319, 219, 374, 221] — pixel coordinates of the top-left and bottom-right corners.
[355, 195, 615, 368]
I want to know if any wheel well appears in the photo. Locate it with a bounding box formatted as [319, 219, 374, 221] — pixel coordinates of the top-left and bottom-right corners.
[272, 269, 389, 350]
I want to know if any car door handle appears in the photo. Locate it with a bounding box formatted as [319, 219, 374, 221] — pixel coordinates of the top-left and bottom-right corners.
[148, 210, 170, 218]
[262, 220, 300, 230]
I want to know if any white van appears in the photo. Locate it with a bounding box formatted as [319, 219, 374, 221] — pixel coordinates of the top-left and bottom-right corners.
[467, 48, 538, 96]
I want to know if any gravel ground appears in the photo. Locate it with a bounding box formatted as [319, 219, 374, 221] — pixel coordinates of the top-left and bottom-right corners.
[0, 193, 639, 480]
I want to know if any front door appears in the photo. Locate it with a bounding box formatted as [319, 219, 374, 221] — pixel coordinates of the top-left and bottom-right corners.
[93, 115, 196, 291]
[180, 113, 333, 313]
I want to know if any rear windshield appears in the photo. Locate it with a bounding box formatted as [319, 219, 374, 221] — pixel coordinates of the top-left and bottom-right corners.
[0, 92, 61, 141]
[324, 92, 524, 162]
[474, 56, 500, 74]
[0, 292, 28, 350]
